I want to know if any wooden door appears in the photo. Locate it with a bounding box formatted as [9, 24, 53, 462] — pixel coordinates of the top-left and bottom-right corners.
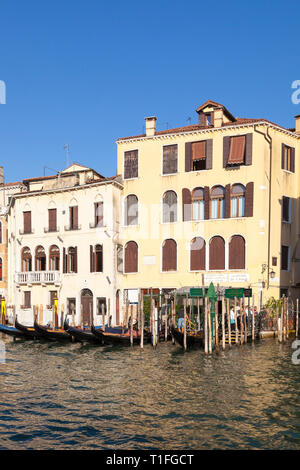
[81, 290, 93, 327]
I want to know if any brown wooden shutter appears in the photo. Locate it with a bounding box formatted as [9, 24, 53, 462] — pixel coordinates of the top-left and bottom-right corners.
[282, 196, 290, 221]
[209, 236, 225, 270]
[291, 147, 295, 173]
[90, 245, 94, 272]
[204, 186, 210, 220]
[281, 143, 285, 169]
[245, 182, 254, 217]
[74, 247, 78, 273]
[228, 136, 245, 164]
[124, 150, 138, 179]
[245, 133, 253, 165]
[190, 237, 205, 271]
[191, 141, 206, 160]
[223, 136, 231, 167]
[198, 113, 206, 126]
[185, 143, 191, 172]
[48, 209, 57, 231]
[63, 248, 66, 273]
[224, 184, 231, 218]
[229, 235, 245, 269]
[73, 206, 78, 229]
[23, 211, 31, 233]
[206, 139, 213, 169]
[182, 188, 191, 221]
[24, 291, 31, 308]
[162, 239, 177, 271]
[124, 241, 138, 273]
[163, 145, 177, 174]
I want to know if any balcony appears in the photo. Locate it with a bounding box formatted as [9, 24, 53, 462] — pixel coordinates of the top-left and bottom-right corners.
[44, 226, 59, 233]
[64, 224, 81, 231]
[15, 271, 61, 285]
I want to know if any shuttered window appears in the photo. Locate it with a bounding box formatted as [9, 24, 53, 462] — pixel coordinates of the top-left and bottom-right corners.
[49, 245, 60, 271]
[124, 241, 138, 273]
[209, 236, 225, 270]
[190, 237, 206, 271]
[69, 206, 78, 230]
[228, 136, 245, 164]
[229, 235, 245, 269]
[48, 209, 57, 232]
[186, 140, 213, 172]
[182, 188, 192, 221]
[282, 196, 290, 222]
[23, 211, 31, 234]
[24, 291, 31, 308]
[94, 202, 104, 227]
[68, 247, 77, 273]
[21, 247, 32, 272]
[124, 195, 138, 226]
[162, 191, 177, 223]
[211, 186, 225, 219]
[192, 188, 204, 220]
[244, 182, 254, 217]
[35, 246, 46, 271]
[223, 134, 252, 167]
[281, 245, 289, 271]
[231, 184, 245, 217]
[50, 291, 58, 307]
[282, 145, 295, 173]
[163, 145, 177, 174]
[162, 239, 177, 272]
[124, 150, 138, 179]
[90, 244, 103, 272]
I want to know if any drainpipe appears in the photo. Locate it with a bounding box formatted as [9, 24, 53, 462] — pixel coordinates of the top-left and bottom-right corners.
[254, 124, 272, 290]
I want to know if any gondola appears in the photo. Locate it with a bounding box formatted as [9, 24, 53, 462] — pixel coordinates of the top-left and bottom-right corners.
[34, 319, 72, 341]
[63, 320, 103, 343]
[91, 324, 151, 345]
[171, 324, 204, 349]
[15, 317, 38, 339]
[0, 323, 27, 338]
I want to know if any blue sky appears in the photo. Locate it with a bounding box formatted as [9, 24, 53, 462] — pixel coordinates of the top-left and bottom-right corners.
[0, 0, 300, 182]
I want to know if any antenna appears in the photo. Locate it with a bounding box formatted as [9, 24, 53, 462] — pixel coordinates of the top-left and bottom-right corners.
[187, 117, 192, 125]
[64, 144, 70, 168]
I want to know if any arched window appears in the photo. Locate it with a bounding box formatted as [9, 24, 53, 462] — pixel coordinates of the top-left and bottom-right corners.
[162, 190, 177, 223]
[190, 237, 206, 271]
[192, 187, 204, 220]
[124, 195, 138, 226]
[211, 186, 225, 219]
[68, 247, 77, 273]
[231, 184, 245, 217]
[0, 258, 2, 281]
[209, 236, 225, 270]
[35, 246, 46, 271]
[49, 245, 60, 271]
[229, 235, 245, 269]
[162, 239, 177, 272]
[124, 241, 138, 273]
[21, 247, 32, 272]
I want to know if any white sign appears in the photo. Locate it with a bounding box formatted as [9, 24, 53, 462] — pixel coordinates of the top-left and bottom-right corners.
[228, 273, 249, 283]
[143, 256, 156, 265]
[127, 289, 139, 304]
[204, 273, 228, 283]
[270, 277, 280, 283]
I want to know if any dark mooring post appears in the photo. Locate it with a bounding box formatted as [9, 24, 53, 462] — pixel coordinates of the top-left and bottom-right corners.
[296, 298, 299, 338]
[183, 298, 187, 351]
[240, 297, 244, 345]
[234, 297, 238, 345]
[130, 304, 133, 347]
[102, 303, 106, 332]
[61, 303, 64, 328]
[244, 296, 247, 343]
[12, 305, 16, 327]
[278, 297, 283, 343]
[227, 298, 231, 348]
[222, 296, 225, 350]
[165, 302, 168, 342]
[204, 297, 208, 355]
[282, 296, 286, 342]
[197, 297, 200, 332]
[286, 297, 289, 340]
[252, 294, 255, 342]
[215, 301, 219, 351]
[208, 300, 212, 355]
[140, 291, 144, 349]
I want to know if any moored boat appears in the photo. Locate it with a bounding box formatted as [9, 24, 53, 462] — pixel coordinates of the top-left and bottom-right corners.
[15, 317, 38, 339]
[34, 320, 72, 341]
[0, 323, 26, 338]
[63, 321, 103, 343]
[91, 324, 151, 345]
[171, 324, 204, 349]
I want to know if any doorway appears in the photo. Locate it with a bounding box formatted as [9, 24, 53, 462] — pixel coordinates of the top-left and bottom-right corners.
[81, 289, 93, 327]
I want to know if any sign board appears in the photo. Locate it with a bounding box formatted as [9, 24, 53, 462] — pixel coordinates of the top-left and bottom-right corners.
[204, 273, 228, 283]
[228, 273, 249, 283]
[190, 288, 208, 297]
[225, 288, 252, 299]
[127, 289, 139, 304]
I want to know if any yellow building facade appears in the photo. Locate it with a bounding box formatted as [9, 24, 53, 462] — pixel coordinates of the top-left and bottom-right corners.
[117, 100, 300, 309]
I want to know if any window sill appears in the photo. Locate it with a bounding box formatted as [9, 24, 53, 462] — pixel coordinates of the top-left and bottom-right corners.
[160, 221, 178, 225]
[282, 170, 294, 175]
[123, 177, 139, 181]
[161, 172, 178, 177]
[122, 224, 140, 228]
[282, 220, 291, 224]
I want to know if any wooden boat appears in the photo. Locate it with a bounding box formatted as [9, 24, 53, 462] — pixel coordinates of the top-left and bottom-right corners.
[91, 324, 151, 345]
[171, 325, 204, 349]
[0, 323, 26, 338]
[15, 317, 38, 339]
[34, 320, 72, 341]
[63, 321, 103, 343]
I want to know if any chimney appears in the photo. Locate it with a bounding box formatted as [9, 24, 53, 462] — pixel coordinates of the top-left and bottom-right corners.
[145, 116, 157, 136]
[295, 115, 300, 134]
[0, 167, 4, 185]
[213, 107, 224, 128]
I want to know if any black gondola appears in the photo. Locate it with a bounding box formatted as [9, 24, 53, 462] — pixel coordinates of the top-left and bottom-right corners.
[0, 323, 26, 338]
[15, 317, 38, 339]
[63, 321, 103, 343]
[34, 320, 72, 341]
[171, 325, 204, 349]
[91, 324, 151, 345]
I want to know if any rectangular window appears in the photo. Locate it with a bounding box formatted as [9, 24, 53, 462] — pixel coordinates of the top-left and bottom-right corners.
[281, 245, 289, 271]
[97, 297, 107, 315]
[192, 200, 204, 220]
[162, 145, 177, 174]
[24, 291, 31, 308]
[124, 150, 138, 179]
[69, 206, 78, 230]
[67, 298, 76, 316]
[23, 211, 31, 234]
[228, 135, 246, 165]
[231, 196, 245, 217]
[94, 202, 103, 227]
[282, 145, 295, 173]
[191, 141, 206, 171]
[282, 196, 290, 222]
[48, 208, 57, 232]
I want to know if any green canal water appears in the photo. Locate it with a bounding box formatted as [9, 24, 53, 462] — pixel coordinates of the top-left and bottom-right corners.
[0, 335, 299, 450]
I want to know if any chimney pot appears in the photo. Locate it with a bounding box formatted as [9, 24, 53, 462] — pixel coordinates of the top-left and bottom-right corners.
[295, 115, 300, 134]
[145, 116, 157, 136]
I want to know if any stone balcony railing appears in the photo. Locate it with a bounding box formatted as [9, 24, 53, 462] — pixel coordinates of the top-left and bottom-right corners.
[15, 271, 61, 285]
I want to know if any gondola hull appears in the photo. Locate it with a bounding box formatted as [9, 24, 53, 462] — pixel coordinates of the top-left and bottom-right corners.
[34, 320, 72, 341]
[0, 323, 26, 338]
[91, 325, 151, 345]
[171, 325, 204, 349]
[15, 318, 38, 339]
[64, 322, 103, 343]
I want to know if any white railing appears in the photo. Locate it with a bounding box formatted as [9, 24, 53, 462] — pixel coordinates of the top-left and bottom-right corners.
[15, 271, 61, 284]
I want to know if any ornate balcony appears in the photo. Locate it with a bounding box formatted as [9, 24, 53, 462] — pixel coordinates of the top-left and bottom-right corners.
[15, 271, 61, 285]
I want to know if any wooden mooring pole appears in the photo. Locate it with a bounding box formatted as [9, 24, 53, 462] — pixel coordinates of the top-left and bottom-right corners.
[296, 298, 299, 338]
[252, 294, 255, 342]
[204, 297, 208, 355]
[130, 305, 133, 347]
[215, 301, 219, 351]
[102, 303, 105, 332]
[286, 297, 289, 340]
[234, 297, 238, 345]
[208, 300, 212, 355]
[183, 298, 187, 351]
[227, 298, 231, 348]
[140, 291, 144, 349]
[222, 296, 225, 350]
[240, 298, 244, 345]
